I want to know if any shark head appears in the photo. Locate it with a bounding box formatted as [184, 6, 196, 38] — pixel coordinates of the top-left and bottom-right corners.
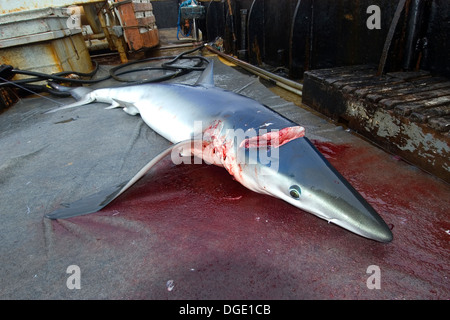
[235, 134, 393, 243]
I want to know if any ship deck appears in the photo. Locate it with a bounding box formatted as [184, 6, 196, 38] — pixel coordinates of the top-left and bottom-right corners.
[0, 41, 449, 300]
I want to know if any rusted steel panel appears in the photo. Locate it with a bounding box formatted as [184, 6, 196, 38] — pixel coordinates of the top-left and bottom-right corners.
[0, 65, 17, 111]
[394, 95, 450, 117]
[0, 0, 104, 15]
[136, 15, 156, 26]
[410, 105, 450, 124]
[0, 33, 93, 80]
[0, 7, 93, 78]
[132, 2, 153, 12]
[115, 0, 159, 51]
[303, 65, 450, 182]
[428, 117, 450, 133]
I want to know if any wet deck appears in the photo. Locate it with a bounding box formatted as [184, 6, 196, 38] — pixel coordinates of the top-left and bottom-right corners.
[0, 53, 449, 300]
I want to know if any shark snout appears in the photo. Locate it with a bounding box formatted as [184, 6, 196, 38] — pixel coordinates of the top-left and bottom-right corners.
[323, 183, 393, 243]
[328, 205, 393, 243]
[269, 138, 393, 243]
[370, 224, 393, 243]
[284, 187, 393, 242]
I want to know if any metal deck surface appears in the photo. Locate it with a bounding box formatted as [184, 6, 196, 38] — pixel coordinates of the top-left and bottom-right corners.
[0, 56, 448, 300]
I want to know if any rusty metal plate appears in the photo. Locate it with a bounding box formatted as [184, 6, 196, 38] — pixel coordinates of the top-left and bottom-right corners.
[303, 65, 450, 182]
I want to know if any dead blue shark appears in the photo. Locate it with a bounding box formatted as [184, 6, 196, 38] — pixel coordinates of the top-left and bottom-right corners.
[45, 61, 393, 242]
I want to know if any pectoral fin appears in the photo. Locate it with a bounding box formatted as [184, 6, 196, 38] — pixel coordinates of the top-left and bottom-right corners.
[45, 140, 195, 220]
[109, 99, 140, 115]
[45, 182, 128, 219]
[104, 100, 121, 109]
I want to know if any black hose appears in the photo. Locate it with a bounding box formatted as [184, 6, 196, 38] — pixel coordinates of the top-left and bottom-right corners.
[0, 61, 106, 87]
[109, 45, 207, 84]
[0, 44, 207, 93]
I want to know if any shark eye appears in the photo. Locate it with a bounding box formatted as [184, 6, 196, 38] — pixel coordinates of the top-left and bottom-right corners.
[289, 185, 301, 199]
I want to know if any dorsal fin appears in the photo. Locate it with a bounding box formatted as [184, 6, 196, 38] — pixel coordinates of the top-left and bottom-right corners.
[195, 60, 215, 87]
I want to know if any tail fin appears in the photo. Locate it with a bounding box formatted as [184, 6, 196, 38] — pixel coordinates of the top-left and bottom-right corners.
[68, 87, 93, 100]
[45, 83, 94, 114]
[48, 82, 92, 100]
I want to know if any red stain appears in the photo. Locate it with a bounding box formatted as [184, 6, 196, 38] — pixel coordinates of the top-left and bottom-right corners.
[240, 126, 306, 149]
[311, 139, 351, 160]
[199, 120, 245, 183]
[53, 139, 450, 299]
[311, 140, 450, 275]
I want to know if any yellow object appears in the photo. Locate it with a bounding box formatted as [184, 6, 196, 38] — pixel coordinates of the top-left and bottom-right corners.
[218, 56, 237, 67]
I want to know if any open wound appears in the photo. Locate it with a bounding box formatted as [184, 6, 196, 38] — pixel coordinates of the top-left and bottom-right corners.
[239, 126, 305, 149]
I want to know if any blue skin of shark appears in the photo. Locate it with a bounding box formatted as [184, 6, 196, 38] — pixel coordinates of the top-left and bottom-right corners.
[46, 61, 393, 243]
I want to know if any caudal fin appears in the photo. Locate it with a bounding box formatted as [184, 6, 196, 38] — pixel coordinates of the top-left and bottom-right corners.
[48, 82, 92, 100]
[44, 95, 95, 114]
[44, 84, 94, 114]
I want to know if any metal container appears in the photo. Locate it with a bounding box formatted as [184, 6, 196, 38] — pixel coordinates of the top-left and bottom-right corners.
[0, 7, 93, 80]
[114, 0, 159, 51]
